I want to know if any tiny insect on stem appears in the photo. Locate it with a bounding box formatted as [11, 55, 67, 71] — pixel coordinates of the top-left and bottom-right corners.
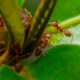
[21, 0, 57, 58]
[52, 22, 72, 37]
[35, 33, 52, 56]
[52, 22, 63, 32]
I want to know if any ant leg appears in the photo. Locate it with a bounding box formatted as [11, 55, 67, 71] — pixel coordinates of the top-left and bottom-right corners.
[70, 34, 74, 44]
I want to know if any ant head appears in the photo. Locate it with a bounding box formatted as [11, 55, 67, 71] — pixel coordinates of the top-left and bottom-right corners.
[52, 22, 59, 27]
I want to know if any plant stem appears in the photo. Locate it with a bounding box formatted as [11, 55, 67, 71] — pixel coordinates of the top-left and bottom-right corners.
[22, 0, 57, 56]
[45, 15, 80, 33]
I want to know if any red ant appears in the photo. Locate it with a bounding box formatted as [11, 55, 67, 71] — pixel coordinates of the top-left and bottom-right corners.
[52, 22, 63, 32]
[20, 9, 32, 27]
[52, 22, 72, 37]
[63, 30, 72, 37]
[35, 33, 52, 56]
[35, 22, 72, 56]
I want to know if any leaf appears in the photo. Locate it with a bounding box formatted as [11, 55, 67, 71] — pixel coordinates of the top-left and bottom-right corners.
[23, 0, 40, 16]
[16, 0, 25, 7]
[52, 0, 80, 21]
[23, 0, 80, 21]
[0, 65, 26, 80]
[24, 44, 80, 80]
[0, 0, 25, 47]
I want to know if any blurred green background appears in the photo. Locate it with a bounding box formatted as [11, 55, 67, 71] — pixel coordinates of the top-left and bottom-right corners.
[17, 0, 80, 21]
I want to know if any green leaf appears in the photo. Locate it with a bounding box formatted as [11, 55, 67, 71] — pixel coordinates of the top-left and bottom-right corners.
[0, 65, 26, 80]
[23, 0, 80, 21]
[23, 0, 40, 16]
[0, 0, 25, 47]
[52, 0, 80, 21]
[16, 0, 25, 7]
[24, 44, 80, 80]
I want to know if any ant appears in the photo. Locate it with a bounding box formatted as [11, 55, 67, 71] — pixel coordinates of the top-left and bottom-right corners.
[35, 22, 72, 56]
[52, 22, 72, 37]
[20, 9, 32, 27]
[35, 33, 52, 56]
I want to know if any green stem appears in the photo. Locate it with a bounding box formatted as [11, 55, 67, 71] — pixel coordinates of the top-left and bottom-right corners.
[45, 15, 80, 33]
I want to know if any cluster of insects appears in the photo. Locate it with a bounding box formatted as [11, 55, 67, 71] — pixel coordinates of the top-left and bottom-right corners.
[0, 9, 72, 62]
[19, 9, 72, 58]
[20, 8, 52, 57]
[0, 0, 73, 72]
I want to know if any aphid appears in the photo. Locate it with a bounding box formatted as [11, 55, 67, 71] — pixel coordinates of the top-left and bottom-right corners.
[52, 22, 72, 37]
